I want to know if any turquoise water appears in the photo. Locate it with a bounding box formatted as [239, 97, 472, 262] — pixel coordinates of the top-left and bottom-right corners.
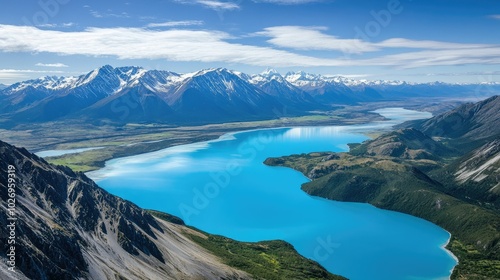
[88, 109, 457, 280]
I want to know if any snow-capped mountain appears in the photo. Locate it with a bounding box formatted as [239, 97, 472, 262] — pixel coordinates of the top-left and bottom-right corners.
[1, 65, 499, 125]
[284, 71, 330, 89]
[249, 69, 320, 110]
[284, 71, 368, 104]
[0, 66, 287, 124]
[165, 68, 285, 122]
[1, 65, 147, 121]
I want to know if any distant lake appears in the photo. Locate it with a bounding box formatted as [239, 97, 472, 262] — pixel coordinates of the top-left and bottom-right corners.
[88, 108, 457, 280]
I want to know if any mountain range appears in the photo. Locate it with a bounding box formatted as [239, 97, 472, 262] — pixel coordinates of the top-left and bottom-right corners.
[1, 65, 499, 126]
[1, 88, 499, 279]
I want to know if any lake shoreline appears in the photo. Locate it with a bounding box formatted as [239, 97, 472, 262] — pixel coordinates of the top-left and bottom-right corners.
[443, 232, 459, 277]
[83, 108, 458, 279]
[39, 107, 424, 173]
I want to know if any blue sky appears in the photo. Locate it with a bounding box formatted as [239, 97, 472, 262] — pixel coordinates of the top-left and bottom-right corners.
[0, 0, 499, 84]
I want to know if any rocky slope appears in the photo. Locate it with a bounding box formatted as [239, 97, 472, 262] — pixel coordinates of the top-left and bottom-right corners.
[0, 139, 341, 280]
[0, 140, 249, 279]
[434, 138, 500, 209]
[454, 139, 500, 189]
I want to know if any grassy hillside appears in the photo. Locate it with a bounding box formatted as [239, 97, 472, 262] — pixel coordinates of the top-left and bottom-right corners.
[264, 130, 500, 280]
[149, 211, 346, 280]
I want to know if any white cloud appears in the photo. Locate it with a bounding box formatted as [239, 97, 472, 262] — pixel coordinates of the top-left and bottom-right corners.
[90, 10, 103, 18]
[0, 24, 340, 67]
[0, 69, 64, 73]
[174, 0, 240, 10]
[359, 48, 500, 68]
[419, 71, 500, 77]
[35, 63, 69, 68]
[489, 15, 500, 20]
[376, 38, 491, 49]
[37, 22, 75, 28]
[0, 24, 499, 69]
[89, 10, 130, 18]
[0, 69, 64, 80]
[255, 26, 378, 53]
[147, 20, 204, 28]
[257, 26, 496, 54]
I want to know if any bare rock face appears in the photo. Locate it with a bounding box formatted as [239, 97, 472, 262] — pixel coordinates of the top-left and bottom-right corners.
[0, 140, 248, 280]
[455, 139, 500, 185]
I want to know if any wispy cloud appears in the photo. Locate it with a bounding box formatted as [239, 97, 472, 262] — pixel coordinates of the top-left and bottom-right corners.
[37, 22, 75, 28]
[255, 26, 378, 53]
[0, 69, 64, 73]
[0, 69, 64, 80]
[83, 5, 130, 19]
[147, 20, 204, 28]
[375, 38, 492, 49]
[0, 24, 499, 69]
[174, 0, 240, 10]
[0, 25, 332, 67]
[35, 63, 69, 68]
[257, 26, 495, 54]
[90, 10, 130, 18]
[360, 48, 500, 68]
[430, 71, 500, 76]
[402, 71, 500, 77]
[489, 14, 500, 20]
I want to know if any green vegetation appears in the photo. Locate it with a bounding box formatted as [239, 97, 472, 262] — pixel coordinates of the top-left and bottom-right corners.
[264, 129, 500, 279]
[16, 107, 385, 172]
[146, 210, 185, 225]
[448, 238, 500, 279]
[47, 148, 115, 172]
[187, 235, 344, 280]
[149, 211, 345, 280]
[0, 105, 382, 172]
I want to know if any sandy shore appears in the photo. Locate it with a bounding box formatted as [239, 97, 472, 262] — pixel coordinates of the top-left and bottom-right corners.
[442, 231, 459, 278]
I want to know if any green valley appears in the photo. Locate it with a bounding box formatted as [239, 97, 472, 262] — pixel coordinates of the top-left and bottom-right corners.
[265, 96, 500, 279]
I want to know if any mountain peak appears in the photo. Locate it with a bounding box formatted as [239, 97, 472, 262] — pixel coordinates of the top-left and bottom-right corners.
[191, 67, 234, 78]
[78, 65, 115, 85]
[89, 64, 115, 77]
[284, 71, 323, 82]
[261, 67, 280, 76]
[100, 64, 114, 71]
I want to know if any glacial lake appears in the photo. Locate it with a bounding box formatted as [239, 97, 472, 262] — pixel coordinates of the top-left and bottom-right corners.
[87, 108, 457, 280]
